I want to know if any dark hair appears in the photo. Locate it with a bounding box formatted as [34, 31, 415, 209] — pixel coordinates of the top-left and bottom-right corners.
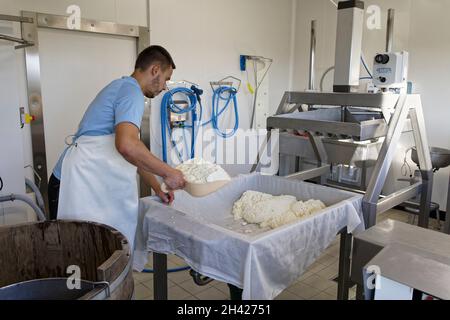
[134, 45, 176, 71]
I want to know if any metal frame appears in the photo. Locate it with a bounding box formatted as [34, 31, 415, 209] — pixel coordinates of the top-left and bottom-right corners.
[153, 252, 168, 300]
[20, 11, 151, 213]
[266, 91, 433, 229]
[256, 90, 433, 300]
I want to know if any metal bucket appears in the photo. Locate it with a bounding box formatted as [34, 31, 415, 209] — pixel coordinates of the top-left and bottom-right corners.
[0, 278, 108, 300]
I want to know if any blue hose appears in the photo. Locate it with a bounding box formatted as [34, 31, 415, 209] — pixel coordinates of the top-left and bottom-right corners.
[161, 87, 198, 163]
[203, 86, 239, 139]
[161, 85, 239, 164]
[142, 266, 191, 273]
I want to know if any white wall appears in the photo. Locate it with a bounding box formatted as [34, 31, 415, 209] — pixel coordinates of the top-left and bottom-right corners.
[0, 25, 26, 196]
[1, 0, 148, 26]
[407, 0, 450, 209]
[148, 0, 294, 174]
[292, 0, 412, 91]
[149, 0, 292, 115]
[292, 0, 449, 210]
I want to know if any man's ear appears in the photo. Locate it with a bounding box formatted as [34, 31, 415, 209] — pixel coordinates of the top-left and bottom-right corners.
[149, 64, 160, 77]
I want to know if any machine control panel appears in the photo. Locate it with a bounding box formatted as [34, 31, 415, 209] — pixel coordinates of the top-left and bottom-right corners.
[373, 51, 409, 90]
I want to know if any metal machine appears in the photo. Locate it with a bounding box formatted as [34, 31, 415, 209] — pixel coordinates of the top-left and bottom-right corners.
[255, 0, 433, 229]
[252, 0, 435, 299]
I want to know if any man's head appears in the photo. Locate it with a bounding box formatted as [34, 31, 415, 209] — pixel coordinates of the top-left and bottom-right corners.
[133, 45, 175, 98]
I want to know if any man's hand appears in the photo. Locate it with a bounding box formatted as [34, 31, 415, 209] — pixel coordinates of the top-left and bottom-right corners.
[137, 168, 177, 205]
[163, 168, 186, 190]
[156, 190, 174, 205]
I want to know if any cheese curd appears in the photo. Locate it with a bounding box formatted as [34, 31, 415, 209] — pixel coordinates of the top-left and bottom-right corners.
[176, 158, 231, 184]
[232, 190, 326, 229]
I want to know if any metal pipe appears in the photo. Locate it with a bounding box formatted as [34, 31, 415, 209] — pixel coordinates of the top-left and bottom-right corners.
[386, 9, 395, 52]
[308, 20, 317, 91]
[0, 33, 29, 45]
[0, 14, 33, 23]
[0, 194, 46, 221]
[25, 178, 46, 214]
[377, 182, 421, 214]
[285, 165, 331, 181]
[320, 66, 335, 92]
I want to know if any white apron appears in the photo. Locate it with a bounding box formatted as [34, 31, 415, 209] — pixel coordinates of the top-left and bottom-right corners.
[57, 134, 139, 249]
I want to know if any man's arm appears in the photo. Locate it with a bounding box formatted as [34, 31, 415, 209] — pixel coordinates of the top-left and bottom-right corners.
[115, 122, 185, 190]
[138, 168, 162, 192]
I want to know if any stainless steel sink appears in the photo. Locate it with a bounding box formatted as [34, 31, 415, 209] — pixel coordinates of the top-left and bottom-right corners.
[412, 147, 450, 171]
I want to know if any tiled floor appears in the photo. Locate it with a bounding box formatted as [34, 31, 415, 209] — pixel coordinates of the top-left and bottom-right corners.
[133, 209, 442, 300]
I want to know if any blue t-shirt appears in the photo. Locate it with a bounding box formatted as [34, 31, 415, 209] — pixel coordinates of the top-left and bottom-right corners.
[53, 76, 145, 180]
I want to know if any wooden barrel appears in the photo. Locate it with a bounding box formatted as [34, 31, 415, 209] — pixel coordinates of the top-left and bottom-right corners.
[0, 220, 134, 300]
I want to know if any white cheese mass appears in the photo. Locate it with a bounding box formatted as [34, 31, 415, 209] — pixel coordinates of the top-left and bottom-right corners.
[176, 158, 231, 184]
[232, 190, 326, 229]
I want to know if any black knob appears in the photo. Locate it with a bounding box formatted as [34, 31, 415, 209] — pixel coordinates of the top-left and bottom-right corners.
[379, 77, 387, 83]
[375, 54, 390, 64]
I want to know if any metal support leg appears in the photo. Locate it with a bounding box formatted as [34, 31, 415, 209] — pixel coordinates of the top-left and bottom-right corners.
[409, 102, 433, 228]
[418, 170, 433, 228]
[337, 228, 352, 300]
[444, 174, 450, 234]
[251, 130, 273, 173]
[363, 95, 410, 227]
[307, 132, 328, 185]
[362, 201, 378, 230]
[153, 252, 168, 300]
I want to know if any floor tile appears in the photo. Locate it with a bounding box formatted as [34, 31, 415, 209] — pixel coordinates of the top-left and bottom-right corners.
[194, 286, 229, 300]
[310, 291, 335, 300]
[301, 274, 335, 291]
[133, 271, 153, 283]
[213, 281, 230, 294]
[178, 278, 213, 295]
[168, 270, 193, 284]
[287, 282, 321, 299]
[316, 254, 338, 267]
[296, 270, 315, 283]
[324, 282, 338, 297]
[168, 285, 192, 300]
[275, 290, 303, 300]
[316, 264, 339, 280]
[305, 261, 328, 273]
[141, 278, 154, 290]
[134, 283, 153, 300]
[324, 244, 340, 257]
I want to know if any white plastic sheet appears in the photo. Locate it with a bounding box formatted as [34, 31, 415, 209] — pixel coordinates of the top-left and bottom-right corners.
[134, 174, 364, 300]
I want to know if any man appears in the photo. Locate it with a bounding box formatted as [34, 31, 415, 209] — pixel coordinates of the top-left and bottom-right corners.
[48, 45, 186, 249]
